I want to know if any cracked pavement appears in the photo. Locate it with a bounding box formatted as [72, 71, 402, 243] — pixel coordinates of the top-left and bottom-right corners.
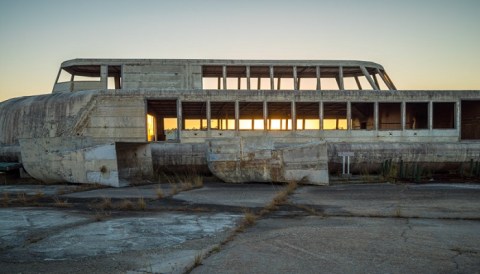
[0, 182, 479, 273]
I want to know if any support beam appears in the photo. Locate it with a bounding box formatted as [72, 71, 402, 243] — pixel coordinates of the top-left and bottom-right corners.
[383, 71, 397, 90]
[237, 77, 241, 90]
[374, 101, 379, 130]
[269, 66, 274, 90]
[177, 99, 182, 140]
[277, 78, 281, 90]
[428, 101, 433, 130]
[372, 73, 380, 90]
[246, 66, 251, 90]
[338, 66, 344, 90]
[100, 65, 108, 90]
[360, 66, 379, 90]
[206, 100, 211, 131]
[291, 101, 296, 131]
[354, 76, 362, 90]
[316, 66, 321, 90]
[319, 101, 324, 130]
[377, 69, 393, 91]
[347, 101, 351, 130]
[293, 66, 298, 90]
[235, 100, 239, 131]
[263, 101, 268, 130]
[222, 66, 227, 90]
[401, 101, 406, 130]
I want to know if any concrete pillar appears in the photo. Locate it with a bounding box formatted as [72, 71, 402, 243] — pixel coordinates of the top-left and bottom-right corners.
[269, 66, 274, 90]
[374, 102, 379, 130]
[292, 101, 296, 131]
[338, 66, 344, 90]
[264, 101, 268, 131]
[316, 66, 321, 90]
[373, 74, 380, 90]
[206, 100, 211, 131]
[428, 101, 433, 130]
[401, 102, 406, 130]
[246, 66, 251, 90]
[319, 101, 324, 130]
[222, 66, 227, 90]
[354, 76, 362, 90]
[377, 69, 393, 91]
[360, 66, 379, 90]
[293, 66, 298, 90]
[456, 101, 461, 136]
[347, 101, 351, 130]
[177, 99, 182, 141]
[100, 65, 108, 90]
[235, 100, 239, 131]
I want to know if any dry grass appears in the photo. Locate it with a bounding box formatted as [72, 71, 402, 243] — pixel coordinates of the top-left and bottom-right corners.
[155, 187, 164, 199]
[93, 210, 111, 221]
[193, 253, 203, 267]
[2, 192, 9, 207]
[170, 185, 179, 195]
[117, 199, 134, 210]
[53, 197, 71, 208]
[17, 192, 28, 205]
[98, 197, 112, 210]
[137, 197, 147, 210]
[261, 181, 298, 215]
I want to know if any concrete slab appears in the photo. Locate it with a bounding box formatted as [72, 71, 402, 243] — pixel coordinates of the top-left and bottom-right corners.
[2, 210, 240, 261]
[0, 208, 89, 250]
[290, 183, 480, 219]
[0, 184, 78, 196]
[62, 183, 171, 199]
[194, 216, 480, 274]
[173, 182, 282, 208]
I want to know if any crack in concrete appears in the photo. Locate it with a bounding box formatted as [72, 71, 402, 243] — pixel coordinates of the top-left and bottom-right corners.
[400, 218, 412, 243]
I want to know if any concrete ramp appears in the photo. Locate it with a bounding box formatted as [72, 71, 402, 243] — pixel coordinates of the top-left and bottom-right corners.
[206, 137, 329, 185]
[19, 138, 152, 187]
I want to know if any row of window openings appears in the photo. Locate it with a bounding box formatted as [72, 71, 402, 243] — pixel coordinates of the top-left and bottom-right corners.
[147, 102, 456, 140]
[56, 66, 122, 90]
[203, 76, 387, 90]
[202, 66, 392, 90]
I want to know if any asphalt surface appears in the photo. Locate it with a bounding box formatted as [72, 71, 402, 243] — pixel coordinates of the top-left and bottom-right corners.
[0, 181, 479, 273]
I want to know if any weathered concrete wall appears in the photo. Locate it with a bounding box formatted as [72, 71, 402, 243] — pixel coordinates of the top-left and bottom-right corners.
[19, 137, 152, 187]
[79, 95, 146, 141]
[206, 137, 329, 185]
[0, 91, 95, 145]
[150, 142, 208, 174]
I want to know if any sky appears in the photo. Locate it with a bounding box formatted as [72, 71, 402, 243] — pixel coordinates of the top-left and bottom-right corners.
[0, 0, 479, 102]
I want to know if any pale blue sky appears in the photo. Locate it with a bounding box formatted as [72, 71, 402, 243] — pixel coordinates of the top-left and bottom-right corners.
[1, 0, 479, 101]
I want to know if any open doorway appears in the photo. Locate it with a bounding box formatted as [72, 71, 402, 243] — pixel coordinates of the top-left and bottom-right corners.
[146, 100, 178, 141]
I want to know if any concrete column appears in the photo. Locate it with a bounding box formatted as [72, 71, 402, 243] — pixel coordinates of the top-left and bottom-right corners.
[456, 101, 461, 136]
[246, 66, 251, 90]
[401, 102, 406, 130]
[360, 66, 379, 90]
[354, 76, 362, 90]
[292, 101, 296, 131]
[264, 101, 268, 131]
[206, 100, 211, 131]
[319, 101, 324, 130]
[428, 101, 433, 130]
[100, 65, 108, 90]
[222, 66, 227, 90]
[316, 66, 321, 90]
[269, 66, 274, 90]
[235, 100, 239, 131]
[373, 74, 380, 90]
[377, 69, 393, 91]
[338, 66, 344, 90]
[347, 101, 351, 130]
[374, 101, 379, 130]
[177, 99, 182, 141]
[293, 66, 298, 90]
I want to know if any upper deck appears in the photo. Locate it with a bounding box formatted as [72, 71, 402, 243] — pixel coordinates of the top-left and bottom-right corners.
[53, 59, 395, 93]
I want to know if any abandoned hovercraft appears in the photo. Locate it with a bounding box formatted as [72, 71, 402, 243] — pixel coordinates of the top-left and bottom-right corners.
[0, 59, 479, 187]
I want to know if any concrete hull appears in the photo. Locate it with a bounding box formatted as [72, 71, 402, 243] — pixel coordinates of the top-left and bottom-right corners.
[206, 137, 329, 185]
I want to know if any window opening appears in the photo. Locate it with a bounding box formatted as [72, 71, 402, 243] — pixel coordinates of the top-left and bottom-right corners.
[323, 102, 347, 130]
[146, 100, 178, 141]
[351, 103, 374, 129]
[378, 103, 401, 130]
